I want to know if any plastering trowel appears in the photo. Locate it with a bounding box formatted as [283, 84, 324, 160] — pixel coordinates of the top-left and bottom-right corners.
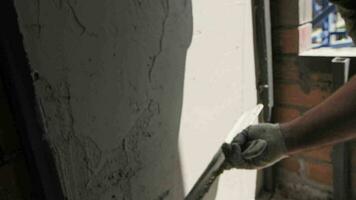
[184, 104, 264, 200]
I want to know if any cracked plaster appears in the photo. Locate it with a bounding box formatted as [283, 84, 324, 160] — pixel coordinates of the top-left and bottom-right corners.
[13, 0, 192, 199]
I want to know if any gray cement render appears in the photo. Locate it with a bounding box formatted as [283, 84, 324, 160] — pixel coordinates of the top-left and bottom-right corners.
[14, 0, 192, 199]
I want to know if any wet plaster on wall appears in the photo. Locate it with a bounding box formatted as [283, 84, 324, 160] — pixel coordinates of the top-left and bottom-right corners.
[13, 0, 192, 199]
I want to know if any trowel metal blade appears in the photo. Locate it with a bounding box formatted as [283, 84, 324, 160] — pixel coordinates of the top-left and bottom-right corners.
[184, 104, 263, 200]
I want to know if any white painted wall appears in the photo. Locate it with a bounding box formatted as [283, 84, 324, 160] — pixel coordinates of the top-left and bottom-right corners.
[179, 0, 258, 199]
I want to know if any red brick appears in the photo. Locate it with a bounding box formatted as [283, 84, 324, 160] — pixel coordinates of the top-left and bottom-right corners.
[273, 24, 312, 54]
[306, 161, 333, 186]
[273, 106, 301, 122]
[309, 73, 333, 85]
[271, 0, 299, 27]
[300, 145, 332, 162]
[271, 0, 312, 27]
[279, 157, 300, 173]
[274, 58, 333, 86]
[273, 28, 299, 54]
[274, 83, 331, 108]
[274, 56, 300, 81]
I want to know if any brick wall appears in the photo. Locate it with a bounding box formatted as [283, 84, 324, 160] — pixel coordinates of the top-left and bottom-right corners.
[272, 57, 335, 200]
[270, 0, 356, 199]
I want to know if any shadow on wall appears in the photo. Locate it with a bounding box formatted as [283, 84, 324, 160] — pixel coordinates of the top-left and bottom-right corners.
[13, 0, 193, 199]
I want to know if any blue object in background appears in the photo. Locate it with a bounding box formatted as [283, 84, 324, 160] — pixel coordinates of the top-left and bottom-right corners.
[312, 0, 353, 48]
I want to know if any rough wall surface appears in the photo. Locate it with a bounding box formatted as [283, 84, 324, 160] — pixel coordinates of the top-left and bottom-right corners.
[14, 0, 192, 199]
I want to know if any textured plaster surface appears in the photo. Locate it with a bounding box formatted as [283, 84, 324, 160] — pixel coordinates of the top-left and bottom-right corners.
[14, 0, 192, 199]
[14, 0, 257, 199]
[179, 0, 258, 199]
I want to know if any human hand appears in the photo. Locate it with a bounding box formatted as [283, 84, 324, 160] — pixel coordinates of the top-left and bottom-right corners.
[222, 123, 288, 170]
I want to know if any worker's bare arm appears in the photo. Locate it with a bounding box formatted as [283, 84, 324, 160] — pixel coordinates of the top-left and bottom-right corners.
[224, 75, 356, 170]
[281, 75, 356, 154]
[223, 0, 356, 170]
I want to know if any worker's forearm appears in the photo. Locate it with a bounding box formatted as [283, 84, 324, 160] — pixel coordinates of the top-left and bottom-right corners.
[280, 75, 356, 154]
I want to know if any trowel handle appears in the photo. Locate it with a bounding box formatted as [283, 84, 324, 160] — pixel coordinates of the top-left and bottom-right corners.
[185, 147, 226, 200]
[185, 104, 264, 200]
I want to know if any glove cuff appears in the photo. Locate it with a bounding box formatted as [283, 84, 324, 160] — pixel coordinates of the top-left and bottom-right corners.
[274, 123, 289, 158]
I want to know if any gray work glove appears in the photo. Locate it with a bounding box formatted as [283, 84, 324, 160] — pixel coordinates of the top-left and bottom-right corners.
[222, 123, 288, 170]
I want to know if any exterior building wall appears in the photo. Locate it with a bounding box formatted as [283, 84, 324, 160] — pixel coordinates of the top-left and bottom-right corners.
[271, 0, 356, 199]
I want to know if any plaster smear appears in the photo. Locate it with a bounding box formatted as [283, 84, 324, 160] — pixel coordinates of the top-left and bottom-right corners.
[179, 0, 258, 199]
[14, 0, 192, 199]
